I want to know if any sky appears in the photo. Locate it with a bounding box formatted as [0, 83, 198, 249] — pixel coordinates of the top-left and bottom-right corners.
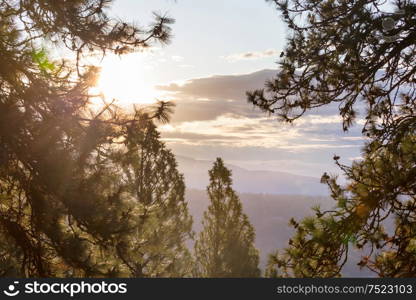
[100, 0, 365, 178]
[109, 0, 286, 81]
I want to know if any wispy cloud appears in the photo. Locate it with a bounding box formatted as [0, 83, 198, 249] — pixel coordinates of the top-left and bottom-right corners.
[222, 49, 280, 62]
[156, 69, 364, 176]
[179, 64, 194, 68]
[160, 113, 360, 150]
[171, 55, 184, 62]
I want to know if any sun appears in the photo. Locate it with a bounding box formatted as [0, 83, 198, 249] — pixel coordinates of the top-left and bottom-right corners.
[95, 53, 160, 106]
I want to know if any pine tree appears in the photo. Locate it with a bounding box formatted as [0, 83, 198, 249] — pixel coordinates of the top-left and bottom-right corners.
[0, 0, 193, 277]
[251, 0, 416, 277]
[111, 115, 194, 277]
[194, 158, 260, 278]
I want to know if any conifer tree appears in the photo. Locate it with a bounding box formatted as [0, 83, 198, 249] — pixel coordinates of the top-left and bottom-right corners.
[251, 0, 416, 277]
[194, 158, 260, 278]
[111, 115, 193, 277]
[0, 0, 193, 277]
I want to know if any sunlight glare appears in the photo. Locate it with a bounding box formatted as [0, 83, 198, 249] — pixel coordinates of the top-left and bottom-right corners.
[96, 53, 160, 106]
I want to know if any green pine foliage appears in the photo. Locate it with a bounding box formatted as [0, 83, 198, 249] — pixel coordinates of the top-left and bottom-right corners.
[0, 0, 193, 277]
[194, 158, 260, 278]
[111, 116, 194, 277]
[255, 0, 416, 277]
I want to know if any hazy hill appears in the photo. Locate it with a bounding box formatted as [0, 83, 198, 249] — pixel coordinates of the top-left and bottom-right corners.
[186, 189, 373, 277]
[177, 155, 328, 196]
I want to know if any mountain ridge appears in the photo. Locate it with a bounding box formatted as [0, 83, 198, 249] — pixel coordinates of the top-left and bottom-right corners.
[175, 155, 328, 195]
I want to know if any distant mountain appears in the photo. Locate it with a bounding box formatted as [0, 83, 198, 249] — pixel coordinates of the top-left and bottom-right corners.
[178, 155, 374, 276]
[176, 155, 328, 195]
[186, 189, 374, 277]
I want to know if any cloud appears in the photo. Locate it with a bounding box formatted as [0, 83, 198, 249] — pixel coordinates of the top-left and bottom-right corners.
[222, 49, 280, 62]
[160, 113, 361, 150]
[179, 64, 194, 68]
[171, 55, 184, 62]
[157, 69, 351, 124]
[158, 69, 276, 122]
[158, 69, 276, 100]
[155, 69, 365, 177]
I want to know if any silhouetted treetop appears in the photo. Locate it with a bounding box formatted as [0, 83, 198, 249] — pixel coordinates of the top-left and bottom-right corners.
[195, 158, 260, 278]
[3, 0, 173, 57]
[249, 0, 416, 133]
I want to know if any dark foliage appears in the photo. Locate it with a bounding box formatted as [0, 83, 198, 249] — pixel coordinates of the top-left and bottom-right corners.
[252, 0, 416, 277]
[0, 0, 192, 277]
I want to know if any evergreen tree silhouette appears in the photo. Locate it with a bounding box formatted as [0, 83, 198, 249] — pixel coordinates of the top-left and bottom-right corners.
[195, 158, 260, 278]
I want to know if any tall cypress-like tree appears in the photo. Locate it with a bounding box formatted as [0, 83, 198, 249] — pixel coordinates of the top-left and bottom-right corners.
[194, 158, 260, 278]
